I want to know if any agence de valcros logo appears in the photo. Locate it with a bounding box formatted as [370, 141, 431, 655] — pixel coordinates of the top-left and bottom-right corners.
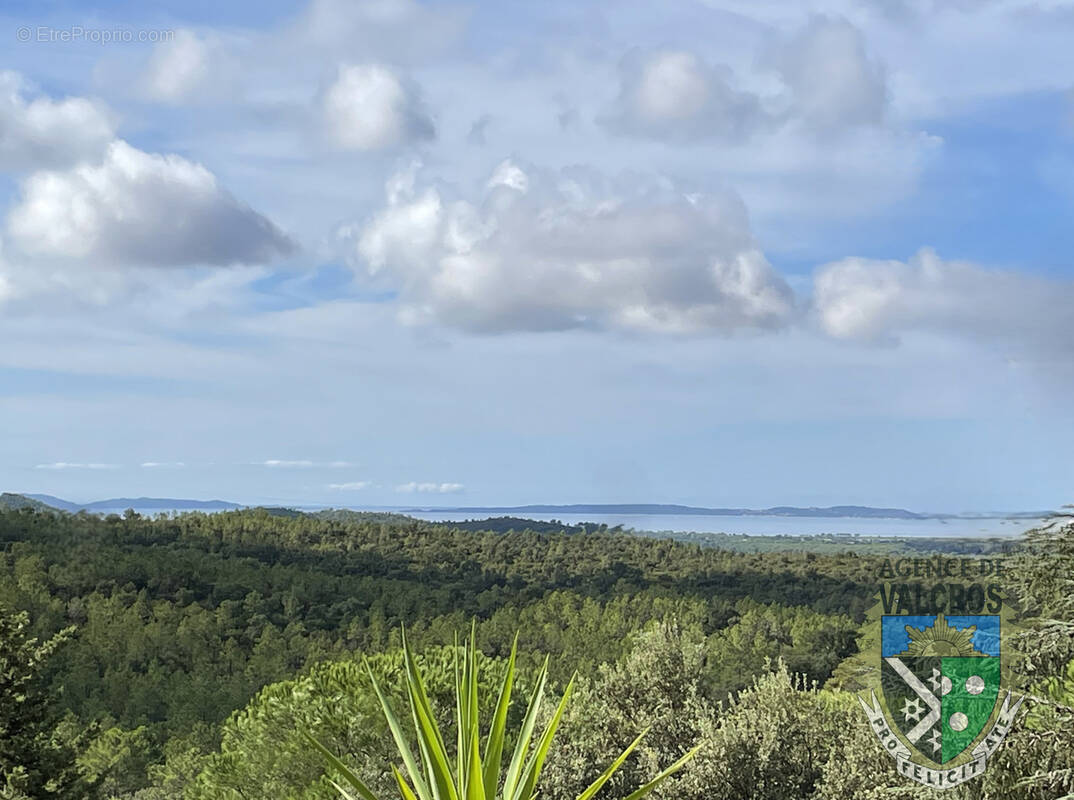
[858, 556, 1022, 790]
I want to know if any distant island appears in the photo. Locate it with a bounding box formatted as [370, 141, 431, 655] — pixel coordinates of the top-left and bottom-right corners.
[398, 503, 1055, 521]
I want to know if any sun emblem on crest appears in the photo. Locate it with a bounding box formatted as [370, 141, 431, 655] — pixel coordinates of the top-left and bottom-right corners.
[860, 568, 1024, 788]
[897, 614, 989, 658]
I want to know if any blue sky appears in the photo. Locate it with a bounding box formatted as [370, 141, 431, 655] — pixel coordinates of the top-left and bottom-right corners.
[1, 0, 1073, 510]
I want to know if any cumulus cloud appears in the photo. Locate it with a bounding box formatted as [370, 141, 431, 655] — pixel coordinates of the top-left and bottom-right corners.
[769, 16, 887, 130]
[396, 481, 464, 493]
[6, 140, 293, 267]
[322, 64, 435, 150]
[344, 160, 795, 333]
[600, 49, 767, 142]
[601, 18, 887, 143]
[813, 248, 1074, 352]
[142, 30, 213, 103]
[0, 72, 114, 170]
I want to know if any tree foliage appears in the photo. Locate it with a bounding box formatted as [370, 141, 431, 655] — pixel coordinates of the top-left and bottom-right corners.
[0, 606, 84, 798]
[0, 507, 1071, 799]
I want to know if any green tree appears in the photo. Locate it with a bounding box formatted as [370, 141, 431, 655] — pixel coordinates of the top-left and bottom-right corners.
[0, 607, 85, 798]
[704, 600, 858, 698]
[542, 621, 717, 800]
[187, 645, 531, 800]
[308, 628, 696, 800]
[77, 725, 153, 798]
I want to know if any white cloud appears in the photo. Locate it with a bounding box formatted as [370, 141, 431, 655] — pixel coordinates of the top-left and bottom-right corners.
[34, 462, 118, 470]
[328, 481, 372, 490]
[0, 72, 114, 170]
[600, 49, 767, 142]
[322, 64, 434, 150]
[142, 30, 213, 103]
[6, 140, 293, 267]
[396, 481, 464, 493]
[345, 160, 795, 333]
[813, 248, 1074, 354]
[262, 459, 354, 468]
[599, 17, 887, 143]
[141, 461, 186, 468]
[768, 15, 887, 131]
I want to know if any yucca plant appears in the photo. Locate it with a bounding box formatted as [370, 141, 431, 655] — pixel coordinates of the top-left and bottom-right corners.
[307, 626, 698, 800]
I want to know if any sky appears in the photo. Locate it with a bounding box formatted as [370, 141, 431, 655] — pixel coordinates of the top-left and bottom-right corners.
[1, 0, 1073, 511]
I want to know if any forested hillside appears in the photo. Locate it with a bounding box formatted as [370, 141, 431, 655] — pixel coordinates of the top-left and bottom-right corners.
[0, 507, 1070, 799]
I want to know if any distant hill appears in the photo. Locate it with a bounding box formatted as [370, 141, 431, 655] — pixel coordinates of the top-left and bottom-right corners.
[0, 493, 60, 512]
[313, 508, 419, 525]
[22, 494, 242, 513]
[428, 515, 612, 534]
[24, 493, 83, 512]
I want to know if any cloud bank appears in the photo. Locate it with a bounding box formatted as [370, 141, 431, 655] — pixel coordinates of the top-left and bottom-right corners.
[35, 462, 118, 470]
[396, 481, 465, 493]
[328, 481, 371, 490]
[813, 248, 1074, 354]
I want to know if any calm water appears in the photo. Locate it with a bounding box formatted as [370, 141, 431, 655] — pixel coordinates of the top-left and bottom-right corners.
[404, 511, 1038, 538]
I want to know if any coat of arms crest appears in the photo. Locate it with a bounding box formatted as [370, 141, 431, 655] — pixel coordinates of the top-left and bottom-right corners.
[858, 558, 1022, 788]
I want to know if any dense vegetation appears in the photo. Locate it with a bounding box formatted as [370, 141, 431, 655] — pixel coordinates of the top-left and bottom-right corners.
[628, 528, 1021, 555]
[0, 507, 1070, 799]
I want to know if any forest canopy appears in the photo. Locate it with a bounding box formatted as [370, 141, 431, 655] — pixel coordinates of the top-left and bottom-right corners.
[0, 507, 1070, 799]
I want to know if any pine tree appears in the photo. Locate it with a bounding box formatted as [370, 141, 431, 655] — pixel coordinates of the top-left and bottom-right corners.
[0, 607, 84, 798]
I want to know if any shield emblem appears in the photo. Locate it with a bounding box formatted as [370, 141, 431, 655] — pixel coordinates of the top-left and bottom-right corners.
[880, 614, 1001, 764]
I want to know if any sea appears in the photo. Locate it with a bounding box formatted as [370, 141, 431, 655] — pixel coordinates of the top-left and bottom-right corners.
[403, 511, 1040, 538]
